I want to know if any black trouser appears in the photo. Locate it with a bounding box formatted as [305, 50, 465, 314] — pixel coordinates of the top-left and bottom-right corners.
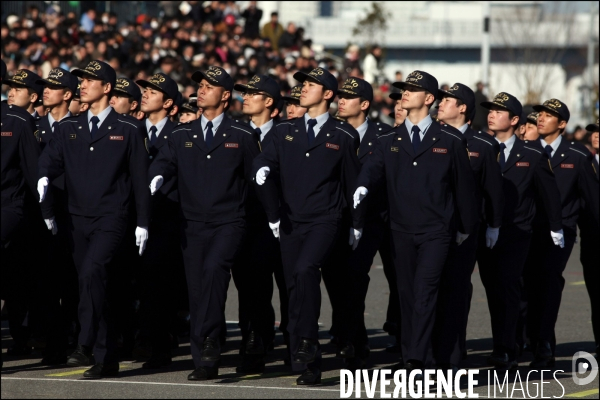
[392, 229, 451, 365]
[70, 214, 129, 364]
[280, 216, 342, 372]
[182, 218, 246, 368]
[339, 218, 386, 357]
[232, 219, 288, 350]
[433, 222, 480, 366]
[477, 224, 532, 360]
[579, 217, 600, 347]
[381, 226, 400, 336]
[524, 225, 577, 354]
[137, 204, 183, 355]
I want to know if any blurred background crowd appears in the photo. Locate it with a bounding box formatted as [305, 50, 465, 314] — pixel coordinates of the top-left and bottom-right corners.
[1, 1, 598, 151]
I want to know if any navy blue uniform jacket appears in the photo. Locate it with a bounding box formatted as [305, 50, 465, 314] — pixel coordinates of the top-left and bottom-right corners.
[38, 109, 151, 226]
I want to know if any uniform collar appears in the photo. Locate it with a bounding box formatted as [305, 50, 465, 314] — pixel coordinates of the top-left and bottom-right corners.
[87, 105, 113, 128]
[250, 119, 274, 142]
[146, 116, 169, 136]
[47, 111, 71, 128]
[495, 133, 516, 153]
[304, 111, 329, 129]
[404, 114, 433, 134]
[540, 135, 562, 157]
[458, 123, 469, 134]
[355, 118, 369, 142]
[201, 112, 225, 132]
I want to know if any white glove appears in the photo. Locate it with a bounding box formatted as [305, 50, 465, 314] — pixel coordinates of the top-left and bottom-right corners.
[456, 232, 469, 246]
[38, 177, 49, 203]
[44, 217, 58, 235]
[269, 220, 280, 240]
[551, 230, 564, 249]
[349, 228, 363, 251]
[149, 175, 164, 195]
[135, 226, 149, 256]
[486, 226, 500, 249]
[353, 186, 368, 209]
[256, 167, 270, 186]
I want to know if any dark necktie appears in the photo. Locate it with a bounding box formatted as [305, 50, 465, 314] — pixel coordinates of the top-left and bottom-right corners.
[149, 126, 158, 146]
[90, 116, 99, 140]
[544, 145, 553, 159]
[411, 125, 421, 153]
[205, 120, 214, 148]
[499, 142, 507, 170]
[254, 127, 262, 142]
[307, 119, 317, 146]
[52, 121, 58, 132]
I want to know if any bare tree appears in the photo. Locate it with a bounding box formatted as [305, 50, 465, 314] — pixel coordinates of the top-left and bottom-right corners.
[493, 1, 578, 105]
[351, 2, 389, 50]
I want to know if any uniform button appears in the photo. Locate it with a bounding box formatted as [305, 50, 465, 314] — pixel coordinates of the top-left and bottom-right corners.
[90, 147, 94, 151]
[368, 142, 372, 146]
[305, 153, 310, 157]
[413, 161, 417, 166]
[149, 156, 153, 160]
[207, 155, 211, 159]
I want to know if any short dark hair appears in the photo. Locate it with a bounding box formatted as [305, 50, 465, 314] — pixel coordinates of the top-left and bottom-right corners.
[359, 96, 371, 115]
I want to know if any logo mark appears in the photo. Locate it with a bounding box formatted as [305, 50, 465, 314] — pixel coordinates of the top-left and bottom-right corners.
[573, 351, 598, 385]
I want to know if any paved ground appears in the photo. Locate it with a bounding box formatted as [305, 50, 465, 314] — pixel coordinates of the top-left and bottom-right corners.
[1, 243, 598, 398]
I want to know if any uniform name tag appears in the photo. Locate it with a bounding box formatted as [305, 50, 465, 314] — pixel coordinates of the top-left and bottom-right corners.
[516, 162, 530, 167]
[560, 163, 574, 169]
[391, 146, 399, 152]
[1, 132, 13, 137]
[433, 148, 448, 154]
[185, 142, 193, 148]
[469, 152, 480, 158]
[225, 143, 239, 148]
[69, 134, 76, 139]
[326, 143, 339, 150]
[109, 135, 124, 141]
[285, 135, 294, 141]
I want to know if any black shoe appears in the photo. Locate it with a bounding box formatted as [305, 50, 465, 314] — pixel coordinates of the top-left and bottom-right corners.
[132, 337, 152, 360]
[391, 358, 405, 372]
[405, 359, 424, 372]
[6, 344, 32, 356]
[337, 343, 355, 359]
[296, 368, 321, 385]
[245, 332, 265, 356]
[293, 338, 318, 364]
[530, 341, 555, 368]
[188, 366, 218, 381]
[67, 345, 94, 367]
[142, 354, 172, 369]
[487, 351, 509, 368]
[200, 338, 221, 362]
[236, 355, 266, 374]
[386, 343, 402, 354]
[383, 321, 398, 336]
[328, 336, 339, 346]
[82, 363, 119, 379]
[170, 333, 180, 350]
[41, 354, 67, 366]
[345, 357, 366, 370]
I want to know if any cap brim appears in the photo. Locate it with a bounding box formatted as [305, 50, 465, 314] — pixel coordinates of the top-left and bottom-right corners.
[480, 101, 510, 111]
[389, 92, 402, 100]
[586, 123, 599, 132]
[532, 104, 560, 118]
[36, 78, 67, 88]
[112, 88, 134, 97]
[71, 69, 101, 79]
[337, 88, 361, 98]
[233, 83, 264, 93]
[392, 81, 425, 91]
[136, 80, 168, 95]
[293, 71, 320, 85]
[437, 89, 459, 101]
[282, 96, 300, 103]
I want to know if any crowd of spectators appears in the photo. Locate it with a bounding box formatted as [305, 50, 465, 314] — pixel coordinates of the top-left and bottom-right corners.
[0, 1, 399, 123]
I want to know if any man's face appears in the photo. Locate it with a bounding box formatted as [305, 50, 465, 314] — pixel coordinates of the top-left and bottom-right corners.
[197, 79, 228, 110]
[537, 110, 565, 136]
[80, 77, 109, 103]
[42, 85, 70, 108]
[401, 87, 431, 111]
[591, 131, 599, 151]
[179, 111, 198, 124]
[110, 94, 134, 114]
[394, 99, 407, 126]
[69, 98, 81, 115]
[337, 96, 365, 119]
[523, 122, 539, 141]
[286, 102, 306, 119]
[242, 91, 271, 116]
[487, 107, 516, 131]
[141, 87, 168, 114]
[437, 96, 465, 122]
[300, 80, 330, 109]
[8, 85, 35, 108]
